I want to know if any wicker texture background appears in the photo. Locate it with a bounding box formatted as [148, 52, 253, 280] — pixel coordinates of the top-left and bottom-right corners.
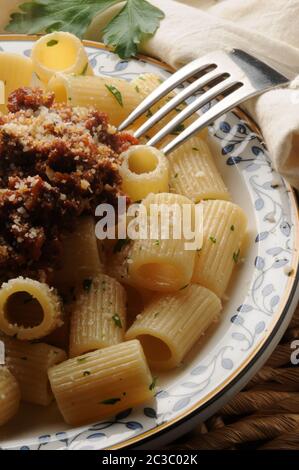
[168, 301, 299, 450]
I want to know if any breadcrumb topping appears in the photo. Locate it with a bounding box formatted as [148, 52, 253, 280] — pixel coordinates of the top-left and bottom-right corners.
[0, 87, 138, 281]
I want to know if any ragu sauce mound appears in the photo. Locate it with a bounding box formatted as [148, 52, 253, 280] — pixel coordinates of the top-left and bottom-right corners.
[0, 87, 137, 281]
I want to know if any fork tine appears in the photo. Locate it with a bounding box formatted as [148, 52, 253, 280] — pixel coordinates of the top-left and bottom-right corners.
[134, 70, 228, 139]
[147, 78, 241, 147]
[118, 57, 217, 131]
[161, 86, 252, 155]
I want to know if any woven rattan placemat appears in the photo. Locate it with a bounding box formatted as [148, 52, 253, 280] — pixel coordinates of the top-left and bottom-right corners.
[167, 301, 299, 450]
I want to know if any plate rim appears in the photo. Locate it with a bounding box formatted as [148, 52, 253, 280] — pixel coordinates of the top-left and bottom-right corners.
[0, 34, 298, 450]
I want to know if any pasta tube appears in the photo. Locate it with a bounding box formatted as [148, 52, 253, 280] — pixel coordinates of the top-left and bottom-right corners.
[54, 216, 103, 287]
[128, 193, 198, 292]
[169, 136, 230, 202]
[0, 367, 20, 426]
[48, 73, 140, 126]
[119, 145, 169, 201]
[48, 340, 154, 426]
[0, 277, 63, 340]
[69, 274, 127, 358]
[0, 52, 33, 113]
[31, 32, 93, 84]
[192, 200, 247, 297]
[1, 335, 66, 406]
[126, 285, 222, 370]
[130, 73, 208, 141]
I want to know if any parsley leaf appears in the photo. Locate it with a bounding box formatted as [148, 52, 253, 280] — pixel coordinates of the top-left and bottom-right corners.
[6, 0, 164, 59]
[105, 84, 123, 106]
[6, 0, 120, 37]
[103, 0, 165, 59]
[112, 313, 122, 328]
[100, 397, 121, 405]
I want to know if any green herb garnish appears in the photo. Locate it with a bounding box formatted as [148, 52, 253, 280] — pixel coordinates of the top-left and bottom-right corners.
[233, 249, 240, 264]
[230, 225, 235, 231]
[77, 357, 89, 363]
[171, 124, 185, 136]
[112, 314, 122, 328]
[105, 84, 123, 107]
[80, 62, 88, 76]
[149, 376, 158, 391]
[100, 397, 121, 405]
[6, 1, 164, 60]
[209, 236, 217, 243]
[83, 371, 91, 377]
[47, 39, 58, 47]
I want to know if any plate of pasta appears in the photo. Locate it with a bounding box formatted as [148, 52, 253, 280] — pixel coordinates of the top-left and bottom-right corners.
[0, 32, 298, 450]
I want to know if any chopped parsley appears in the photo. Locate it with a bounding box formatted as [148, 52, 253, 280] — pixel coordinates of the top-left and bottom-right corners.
[233, 249, 240, 264]
[112, 314, 122, 328]
[105, 84, 123, 107]
[83, 371, 91, 377]
[192, 147, 199, 151]
[83, 278, 93, 292]
[174, 173, 178, 179]
[230, 225, 235, 231]
[135, 85, 140, 93]
[77, 357, 89, 364]
[171, 124, 185, 136]
[47, 39, 58, 47]
[149, 376, 158, 391]
[79, 63, 89, 76]
[209, 236, 217, 244]
[153, 240, 160, 246]
[146, 109, 153, 118]
[100, 397, 121, 405]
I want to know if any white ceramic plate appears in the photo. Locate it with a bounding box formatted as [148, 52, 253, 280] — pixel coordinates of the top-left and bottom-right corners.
[0, 37, 298, 450]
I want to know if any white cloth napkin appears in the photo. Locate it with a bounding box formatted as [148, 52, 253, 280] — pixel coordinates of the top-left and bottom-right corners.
[1, 0, 299, 188]
[140, 0, 299, 189]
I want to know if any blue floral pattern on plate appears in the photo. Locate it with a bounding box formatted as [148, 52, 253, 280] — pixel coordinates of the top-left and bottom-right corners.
[0, 39, 297, 450]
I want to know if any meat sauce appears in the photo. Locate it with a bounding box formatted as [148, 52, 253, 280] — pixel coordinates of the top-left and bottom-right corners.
[0, 87, 138, 281]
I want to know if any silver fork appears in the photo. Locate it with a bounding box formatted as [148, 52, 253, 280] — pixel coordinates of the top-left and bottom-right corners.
[118, 49, 289, 155]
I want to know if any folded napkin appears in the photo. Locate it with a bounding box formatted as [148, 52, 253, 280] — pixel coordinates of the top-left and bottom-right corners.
[140, 0, 299, 189]
[1, 0, 299, 188]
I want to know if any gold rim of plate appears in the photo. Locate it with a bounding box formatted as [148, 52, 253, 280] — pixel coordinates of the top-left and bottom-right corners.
[0, 34, 298, 450]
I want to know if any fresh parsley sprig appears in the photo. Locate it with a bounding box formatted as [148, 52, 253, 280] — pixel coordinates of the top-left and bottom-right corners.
[6, 0, 165, 59]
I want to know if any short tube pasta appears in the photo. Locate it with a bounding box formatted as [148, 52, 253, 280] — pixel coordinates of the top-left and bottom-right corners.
[0, 277, 63, 340]
[69, 274, 127, 358]
[119, 145, 169, 201]
[126, 285, 222, 370]
[192, 200, 247, 297]
[130, 73, 208, 141]
[54, 216, 103, 287]
[169, 137, 230, 202]
[0, 52, 33, 113]
[48, 340, 154, 426]
[0, 367, 20, 426]
[2, 335, 66, 406]
[48, 73, 141, 127]
[31, 32, 93, 84]
[128, 193, 197, 292]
